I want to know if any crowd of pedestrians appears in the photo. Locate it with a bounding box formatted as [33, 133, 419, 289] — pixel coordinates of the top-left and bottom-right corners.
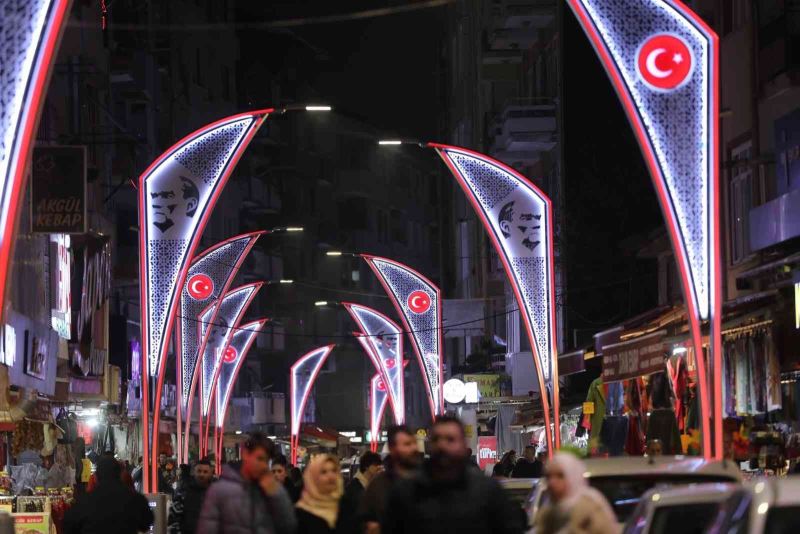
[60, 415, 618, 534]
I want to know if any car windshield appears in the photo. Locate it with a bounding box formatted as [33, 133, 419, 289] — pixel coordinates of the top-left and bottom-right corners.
[648, 502, 721, 534]
[589, 475, 736, 522]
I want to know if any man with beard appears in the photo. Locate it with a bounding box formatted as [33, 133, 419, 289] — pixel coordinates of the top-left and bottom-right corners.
[150, 176, 200, 235]
[168, 459, 213, 534]
[381, 416, 524, 534]
[360, 426, 419, 534]
[497, 199, 542, 253]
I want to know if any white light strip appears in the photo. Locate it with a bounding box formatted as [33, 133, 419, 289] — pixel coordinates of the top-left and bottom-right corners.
[215, 320, 266, 427]
[290, 345, 336, 435]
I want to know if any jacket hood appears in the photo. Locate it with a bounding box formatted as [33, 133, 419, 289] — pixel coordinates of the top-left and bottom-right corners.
[220, 462, 245, 483]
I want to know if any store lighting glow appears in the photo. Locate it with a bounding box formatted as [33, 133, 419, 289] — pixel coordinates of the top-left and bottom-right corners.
[432, 144, 559, 453]
[290, 345, 336, 463]
[0, 0, 71, 330]
[343, 303, 405, 424]
[672, 347, 688, 355]
[378, 140, 402, 145]
[794, 282, 799, 329]
[566, 0, 719, 460]
[87, 418, 99, 428]
[362, 255, 444, 417]
[305, 105, 331, 112]
[235, 430, 242, 435]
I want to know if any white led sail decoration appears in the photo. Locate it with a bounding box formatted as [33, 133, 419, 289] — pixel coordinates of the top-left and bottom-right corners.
[176, 232, 262, 462]
[0, 0, 71, 327]
[369, 372, 389, 453]
[432, 144, 559, 452]
[566, 0, 719, 458]
[213, 319, 266, 466]
[290, 344, 336, 464]
[343, 303, 405, 425]
[363, 255, 444, 417]
[138, 110, 269, 488]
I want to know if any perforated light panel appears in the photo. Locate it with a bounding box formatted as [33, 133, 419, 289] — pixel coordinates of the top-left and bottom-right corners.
[197, 283, 261, 416]
[138, 111, 267, 382]
[178, 233, 261, 410]
[566, 0, 719, 458]
[363, 256, 443, 416]
[215, 319, 266, 428]
[344, 303, 405, 424]
[0, 0, 71, 325]
[290, 345, 336, 436]
[369, 372, 389, 452]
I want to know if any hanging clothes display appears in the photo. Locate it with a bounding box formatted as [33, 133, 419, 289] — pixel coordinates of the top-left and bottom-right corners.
[583, 377, 606, 443]
[647, 408, 682, 454]
[624, 379, 646, 456]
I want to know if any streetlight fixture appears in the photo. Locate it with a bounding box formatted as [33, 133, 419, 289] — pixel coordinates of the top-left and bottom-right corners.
[279, 279, 294, 284]
[305, 105, 332, 112]
[284, 226, 304, 232]
[378, 140, 402, 145]
[326, 251, 343, 257]
[314, 301, 329, 307]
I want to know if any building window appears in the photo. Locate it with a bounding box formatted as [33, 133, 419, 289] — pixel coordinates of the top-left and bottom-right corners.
[730, 141, 753, 265]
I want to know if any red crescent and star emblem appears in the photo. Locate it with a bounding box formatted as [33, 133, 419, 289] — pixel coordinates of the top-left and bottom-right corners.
[407, 290, 432, 314]
[637, 34, 693, 91]
[376, 379, 386, 392]
[187, 273, 214, 300]
[222, 346, 238, 363]
[385, 358, 396, 369]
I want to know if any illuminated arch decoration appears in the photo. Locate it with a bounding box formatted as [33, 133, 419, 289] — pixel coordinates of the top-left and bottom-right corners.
[176, 232, 263, 462]
[213, 319, 267, 471]
[0, 0, 71, 327]
[290, 344, 336, 464]
[432, 144, 559, 453]
[369, 372, 389, 453]
[138, 110, 269, 489]
[363, 255, 444, 417]
[196, 283, 261, 454]
[566, 0, 719, 458]
[343, 303, 405, 425]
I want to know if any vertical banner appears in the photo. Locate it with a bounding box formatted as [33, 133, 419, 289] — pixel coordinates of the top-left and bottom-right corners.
[290, 345, 336, 464]
[177, 232, 262, 462]
[138, 110, 269, 489]
[433, 144, 559, 453]
[0, 0, 71, 327]
[196, 283, 261, 454]
[343, 303, 405, 425]
[31, 146, 86, 233]
[566, 0, 719, 458]
[369, 372, 389, 453]
[214, 319, 266, 470]
[363, 255, 444, 417]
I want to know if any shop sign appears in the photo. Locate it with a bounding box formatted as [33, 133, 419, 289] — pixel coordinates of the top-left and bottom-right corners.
[582, 402, 595, 415]
[49, 234, 71, 339]
[2, 324, 16, 366]
[602, 330, 665, 383]
[462, 374, 500, 398]
[30, 146, 86, 234]
[13, 512, 51, 533]
[443, 378, 479, 404]
[477, 436, 497, 470]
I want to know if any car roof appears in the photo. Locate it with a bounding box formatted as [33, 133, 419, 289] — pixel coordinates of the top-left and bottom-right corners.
[641, 482, 741, 508]
[746, 477, 800, 507]
[497, 477, 539, 490]
[580, 456, 742, 481]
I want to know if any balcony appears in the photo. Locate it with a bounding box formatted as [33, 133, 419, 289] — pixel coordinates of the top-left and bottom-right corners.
[490, 98, 557, 166]
[749, 187, 800, 251]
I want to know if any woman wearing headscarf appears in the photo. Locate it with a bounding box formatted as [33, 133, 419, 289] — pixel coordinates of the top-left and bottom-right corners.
[533, 452, 618, 534]
[296, 454, 344, 534]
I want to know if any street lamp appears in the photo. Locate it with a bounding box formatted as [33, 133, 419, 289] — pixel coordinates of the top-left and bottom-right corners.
[276, 104, 333, 114]
[270, 226, 304, 233]
[305, 105, 332, 112]
[314, 301, 329, 307]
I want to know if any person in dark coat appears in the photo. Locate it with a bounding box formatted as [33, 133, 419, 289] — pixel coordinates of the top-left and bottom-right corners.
[382, 416, 524, 534]
[511, 446, 543, 478]
[296, 454, 344, 534]
[272, 454, 301, 503]
[63, 456, 153, 534]
[196, 433, 296, 534]
[168, 459, 214, 534]
[337, 451, 382, 534]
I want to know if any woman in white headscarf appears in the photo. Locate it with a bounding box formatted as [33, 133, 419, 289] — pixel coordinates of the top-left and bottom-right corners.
[533, 452, 618, 534]
[296, 454, 344, 534]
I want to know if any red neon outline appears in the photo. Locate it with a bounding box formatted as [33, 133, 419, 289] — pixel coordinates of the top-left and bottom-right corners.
[140, 110, 270, 491]
[565, 0, 717, 459]
[342, 302, 406, 424]
[0, 0, 72, 332]
[215, 319, 267, 429]
[178, 231, 264, 462]
[197, 282, 262, 451]
[370, 372, 390, 452]
[290, 345, 336, 464]
[362, 255, 444, 418]
[430, 143, 558, 455]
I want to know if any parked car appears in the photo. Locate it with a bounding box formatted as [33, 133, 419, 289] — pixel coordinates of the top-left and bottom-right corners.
[525, 456, 741, 529]
[624, 477, 800, 534]
[498, 477, 540, 508]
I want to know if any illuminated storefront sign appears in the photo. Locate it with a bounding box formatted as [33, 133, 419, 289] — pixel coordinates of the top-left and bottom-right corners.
[48, 234, 71, 339]
[290, 345, 336, 464]
[442, 378, 479, 404]
[369, 372, 389, 453]
[0, 0, 71, 328]
[343, 303, 405, 424]
[177, 232, 262, 462]
[138, 110, 269, 489]
[566, 0, 719, 458]
[432, 144, 559, 453]
[363, 255, 444, 417]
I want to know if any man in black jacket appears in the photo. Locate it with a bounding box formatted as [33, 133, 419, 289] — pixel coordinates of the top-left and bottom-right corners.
[64, 456, 153, 534]
[338, 451, 382, 533]
[382, 416, 524, 534]
[511, 446, 543, 478]
[168, 459, 214, 533]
